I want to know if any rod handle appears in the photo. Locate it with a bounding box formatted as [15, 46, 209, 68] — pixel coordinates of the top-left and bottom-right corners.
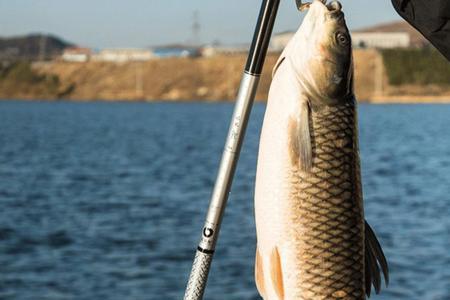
[183, 250, 214, 300]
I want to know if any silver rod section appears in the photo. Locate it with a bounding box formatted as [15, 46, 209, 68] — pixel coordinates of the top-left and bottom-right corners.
[183, 0, 280, 298]
[200, 72, 259, 251]
[183, 73, 259, 300]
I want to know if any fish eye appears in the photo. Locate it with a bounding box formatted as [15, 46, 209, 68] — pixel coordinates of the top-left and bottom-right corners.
[336, 32, 349, 46]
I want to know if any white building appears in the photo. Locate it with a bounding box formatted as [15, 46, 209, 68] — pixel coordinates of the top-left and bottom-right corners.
[93, 49, 154, 63]
[62, 47, 92, 62]
[352, 32, 410, 49]
[270, 25, 414, 51]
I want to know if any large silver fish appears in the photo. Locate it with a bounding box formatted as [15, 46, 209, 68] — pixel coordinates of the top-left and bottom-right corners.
[254, 1, 389, 299]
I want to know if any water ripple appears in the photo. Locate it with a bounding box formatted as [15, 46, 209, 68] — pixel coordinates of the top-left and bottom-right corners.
[0, 101, 449, 299]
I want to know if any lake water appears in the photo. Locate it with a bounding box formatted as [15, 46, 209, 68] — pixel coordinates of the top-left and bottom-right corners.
[0, 101, 449, 300]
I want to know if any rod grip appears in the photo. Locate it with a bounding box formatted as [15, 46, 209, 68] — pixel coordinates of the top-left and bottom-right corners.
[183, 250, 214, 300]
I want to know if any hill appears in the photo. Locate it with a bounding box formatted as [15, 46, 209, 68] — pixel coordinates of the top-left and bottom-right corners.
[0, 34, 73, 61]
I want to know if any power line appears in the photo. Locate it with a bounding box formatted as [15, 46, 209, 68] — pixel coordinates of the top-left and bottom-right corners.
[192, 10, 201, 46]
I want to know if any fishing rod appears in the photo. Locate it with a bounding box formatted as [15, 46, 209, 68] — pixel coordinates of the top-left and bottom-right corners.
[183, 0, 285, 299]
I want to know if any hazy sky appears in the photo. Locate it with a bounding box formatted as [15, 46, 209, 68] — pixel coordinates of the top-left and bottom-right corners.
[0, 0, 401, 48]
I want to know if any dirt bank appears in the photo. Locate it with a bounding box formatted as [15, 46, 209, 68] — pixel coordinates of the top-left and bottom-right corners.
[3, 49, 450, 102]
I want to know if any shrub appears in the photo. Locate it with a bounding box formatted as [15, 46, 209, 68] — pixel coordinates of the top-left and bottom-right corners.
[381, 48, 450, 86]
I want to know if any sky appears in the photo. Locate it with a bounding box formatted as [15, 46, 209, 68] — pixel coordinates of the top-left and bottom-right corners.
[0, 0, 401, 49]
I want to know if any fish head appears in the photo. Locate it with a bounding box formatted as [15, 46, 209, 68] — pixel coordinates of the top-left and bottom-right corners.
[290, 0, 353, 104]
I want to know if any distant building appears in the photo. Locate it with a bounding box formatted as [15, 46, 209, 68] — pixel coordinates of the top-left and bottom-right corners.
[270, 21, 429, 51]
[354, 21, 429, 48]
[61, 47, 92, 62]
[93, 48, 154, 63]
[201, 45, 249, 57]
[352, 32, 410, 49]
[151, 46, 200, 58]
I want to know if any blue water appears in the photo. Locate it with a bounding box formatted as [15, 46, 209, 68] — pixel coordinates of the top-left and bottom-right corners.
[0, 101, 449, 300]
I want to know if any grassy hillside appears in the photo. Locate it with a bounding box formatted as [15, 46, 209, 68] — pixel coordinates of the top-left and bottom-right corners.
[381, 48, 450, 86]
[0, 61, 72, 99]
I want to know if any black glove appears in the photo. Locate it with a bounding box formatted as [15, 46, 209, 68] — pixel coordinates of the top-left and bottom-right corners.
[392, 0, 450, 61]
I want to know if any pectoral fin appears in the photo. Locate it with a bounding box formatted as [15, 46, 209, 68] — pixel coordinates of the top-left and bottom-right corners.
[270, 247, 285, 300]
[255, 247, 285, 300]
[288, 99, 312, 172]
[365, 220, 389, 297]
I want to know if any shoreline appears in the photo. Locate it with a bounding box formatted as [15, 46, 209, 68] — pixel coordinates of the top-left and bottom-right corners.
[2, 96, 450, 104]
[367, 95, 450, 104]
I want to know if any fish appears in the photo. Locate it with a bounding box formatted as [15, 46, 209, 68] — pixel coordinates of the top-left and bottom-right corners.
[254, 1, 389, 299]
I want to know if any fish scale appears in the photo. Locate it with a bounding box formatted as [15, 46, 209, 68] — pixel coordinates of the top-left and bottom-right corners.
[288, 99, 365, 300]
